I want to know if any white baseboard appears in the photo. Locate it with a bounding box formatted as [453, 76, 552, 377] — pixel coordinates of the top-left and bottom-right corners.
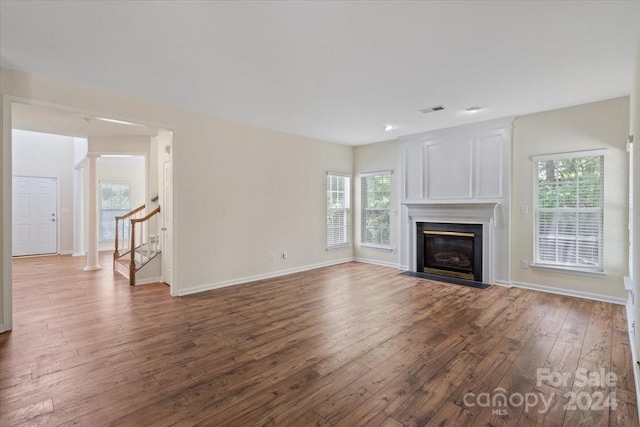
[353, 257, 400, 269]
[58, 250, 74, 255]
[398, 264, 409, 271]
[177, 258, 354, 296]
[72, 252, 86, 257]
[492, 280, 512, 288]
[135, 277, 162, 286]
[510, 280, 626, 305]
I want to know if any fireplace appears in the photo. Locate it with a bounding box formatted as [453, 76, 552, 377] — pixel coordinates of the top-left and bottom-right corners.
[416, 222, 483, 282]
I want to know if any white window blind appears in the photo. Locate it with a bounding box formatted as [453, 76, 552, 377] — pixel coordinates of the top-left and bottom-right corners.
[534, 154, 604, 270]
[100, 181, 131, 241]
[361, 172, 391, 246]
[327, 174, 350, 248]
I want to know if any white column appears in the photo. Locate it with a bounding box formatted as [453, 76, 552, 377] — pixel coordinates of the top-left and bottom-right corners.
[84, 154, 102, 271]
[72, 166, 85, 257]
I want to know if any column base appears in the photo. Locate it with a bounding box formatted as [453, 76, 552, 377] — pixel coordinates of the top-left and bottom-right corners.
[83, 265, 102, 271]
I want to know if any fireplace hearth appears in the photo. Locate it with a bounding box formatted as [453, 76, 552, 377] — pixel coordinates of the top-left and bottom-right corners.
[417, 222, 483, 283]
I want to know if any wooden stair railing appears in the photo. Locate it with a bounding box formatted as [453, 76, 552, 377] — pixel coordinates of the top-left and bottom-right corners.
[113, 204, 145, 269]
[129, 206, 161, 285]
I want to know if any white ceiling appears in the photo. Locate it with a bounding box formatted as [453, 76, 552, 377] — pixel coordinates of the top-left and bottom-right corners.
[12, 103, 159, 138]
[1, 1, 639, 146]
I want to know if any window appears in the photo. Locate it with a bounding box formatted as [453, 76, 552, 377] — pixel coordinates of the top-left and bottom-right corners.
[361, 172, 391, 247]
[100, 181, 132, 241]
[534, 152, 604, 271]
[327, 173, 350, 248]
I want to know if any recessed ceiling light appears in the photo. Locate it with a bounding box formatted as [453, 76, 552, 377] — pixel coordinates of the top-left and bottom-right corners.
[465, 107, 482, 113]
[383, 124, 396, 131]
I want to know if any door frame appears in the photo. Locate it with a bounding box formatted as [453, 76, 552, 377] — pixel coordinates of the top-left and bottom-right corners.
[1, 95, 178, 333]
[12, 175, 60, 256]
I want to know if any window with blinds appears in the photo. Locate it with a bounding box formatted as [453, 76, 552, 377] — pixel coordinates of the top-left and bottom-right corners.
[327, 173, 350, 248]
[100, 181, 132, 241]
[361, 172, 391, 247]
[534, 154, 604, 270]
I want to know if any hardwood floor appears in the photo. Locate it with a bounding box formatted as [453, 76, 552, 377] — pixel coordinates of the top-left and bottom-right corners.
[1, 253, 638, 426]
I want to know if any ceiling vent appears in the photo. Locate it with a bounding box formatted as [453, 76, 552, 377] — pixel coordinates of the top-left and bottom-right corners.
[419, 105, 445, 114]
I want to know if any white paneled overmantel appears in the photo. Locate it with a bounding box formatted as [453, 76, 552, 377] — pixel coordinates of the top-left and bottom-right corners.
[399, 118, 513, 284]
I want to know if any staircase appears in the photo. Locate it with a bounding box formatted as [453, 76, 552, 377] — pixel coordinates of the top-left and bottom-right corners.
[113, 205, 162, 285]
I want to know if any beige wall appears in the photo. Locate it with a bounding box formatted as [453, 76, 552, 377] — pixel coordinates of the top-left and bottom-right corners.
[0, 68, 353, 314]
[353, 139, 401, 266]
[511, 97, 630, 299]
[11, 129, 75, 253]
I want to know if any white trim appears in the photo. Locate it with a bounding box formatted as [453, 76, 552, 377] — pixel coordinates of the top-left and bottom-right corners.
[511, 280, 626, 305]
[326, 244, 352, 251]
[360, 170, 392, 178]
[359, 244, 394, 252]
[353, 257, 400, 268]
[177, 258, 354, 296]
[135, 277, 163, 286]
[530, 264, 607, 278]
[625, 276, 634, 291]
[530, 148, 609, 162]
[624, 300, 640, 420]
[493, 280, 512, 288]
[58, 250, 74, 255]
[72, 252, 86, 257]
[398, 264, 409, 271]
[326, 171, 351, 177]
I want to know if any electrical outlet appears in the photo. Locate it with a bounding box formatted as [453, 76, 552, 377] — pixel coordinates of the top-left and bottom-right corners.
[281, 252, 288, 260]
[270, 253, 276, 262]
[520, 260, 529, 269]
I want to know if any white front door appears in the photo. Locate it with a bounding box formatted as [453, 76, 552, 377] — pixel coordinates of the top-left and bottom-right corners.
[162, 161, 173, 285]
[12, 176, 58, 256]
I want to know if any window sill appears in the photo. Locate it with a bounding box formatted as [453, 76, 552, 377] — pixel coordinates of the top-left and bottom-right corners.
[530, 263, 607, 278]
[360, 244, 394, 252]
[326, 244, 352, 251]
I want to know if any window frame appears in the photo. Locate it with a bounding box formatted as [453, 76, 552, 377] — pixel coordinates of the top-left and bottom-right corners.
[99, 180, 132, 242]
[326, 172, 351, 249]
[531, 149, 607, 274]
[360, 171, 392, 250]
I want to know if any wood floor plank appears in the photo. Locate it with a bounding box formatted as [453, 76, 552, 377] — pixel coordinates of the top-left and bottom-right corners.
[0, 254, 637, 426]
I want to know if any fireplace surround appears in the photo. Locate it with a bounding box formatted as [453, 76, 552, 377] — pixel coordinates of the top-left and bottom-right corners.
[401, 203, 499, 284]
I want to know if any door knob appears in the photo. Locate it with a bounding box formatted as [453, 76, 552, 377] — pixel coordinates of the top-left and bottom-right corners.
[51, 219, 56, 222]
[161, 227, 167, 231]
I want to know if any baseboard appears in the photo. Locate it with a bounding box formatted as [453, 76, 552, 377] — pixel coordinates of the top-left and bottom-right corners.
[135, 277, 162, 286]
[0, 324, 5, 333]
[492, 280, 512, 288]
[177, 258, 354, 296]
[511, 280, 626, 305]
[58, 250, 74, 255]
[398, 264, 409, 271]
[353, 257, 400, 269]
[72, 252, 86, 257]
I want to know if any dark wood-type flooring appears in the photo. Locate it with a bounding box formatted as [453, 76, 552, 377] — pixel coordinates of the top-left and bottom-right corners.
[1, 253, 638, 426]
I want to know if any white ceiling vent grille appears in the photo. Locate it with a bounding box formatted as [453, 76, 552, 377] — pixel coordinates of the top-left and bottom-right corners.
[419, 105, 445, 114]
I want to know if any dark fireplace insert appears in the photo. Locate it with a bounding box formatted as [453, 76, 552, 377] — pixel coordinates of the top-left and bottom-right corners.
[416, 222, 483, 282]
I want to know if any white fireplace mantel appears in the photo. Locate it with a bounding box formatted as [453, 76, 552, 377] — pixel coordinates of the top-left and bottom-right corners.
[401, 202, 500, 284]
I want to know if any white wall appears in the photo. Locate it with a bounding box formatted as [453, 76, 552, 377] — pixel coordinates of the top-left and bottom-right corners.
[353, 139, 401, 266]
[631, 42, 640, 356]
[0, 68, 353, 317]
[11, 129, 75, 253]
[512, 97, 630, 299]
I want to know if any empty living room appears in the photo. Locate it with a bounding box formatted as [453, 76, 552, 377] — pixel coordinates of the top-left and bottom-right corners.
[1, 1, 640, 426]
